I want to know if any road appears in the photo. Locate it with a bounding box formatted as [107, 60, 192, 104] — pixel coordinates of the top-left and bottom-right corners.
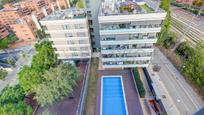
[0, 46, 36, 91]
[151, 47, 204, 115]
[171, 6, 204, 44]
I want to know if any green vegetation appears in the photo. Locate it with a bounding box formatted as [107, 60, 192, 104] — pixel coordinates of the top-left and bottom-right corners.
[0, 69, 8, 80]
[162, 31, 177, 48]
[0, 85, 32, 115]
[133, 68, 146, 98]
[140, 4, 154, 13]
[19, 41, 58, 93]
[120, 6, 134, 12]
[171, 1, 204, 16]
[76, 0, 84, 8]
[85, 58, 98, 115]
[19, 41, 80, 107]
[0, 35, 18, 49]
[158, 0, 171, 44]
[37, 30, 48, 40]
[175, 42, 204, 89]
[34, 63, 80, 106]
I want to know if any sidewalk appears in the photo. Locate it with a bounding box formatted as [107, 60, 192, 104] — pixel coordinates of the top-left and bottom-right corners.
[146, 65, 180, 115]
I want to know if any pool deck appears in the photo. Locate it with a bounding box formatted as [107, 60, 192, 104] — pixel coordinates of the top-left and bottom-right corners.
[96, 69, 143, 115]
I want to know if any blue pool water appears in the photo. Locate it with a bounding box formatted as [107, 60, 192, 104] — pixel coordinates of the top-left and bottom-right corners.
[102, 77, 127, 115]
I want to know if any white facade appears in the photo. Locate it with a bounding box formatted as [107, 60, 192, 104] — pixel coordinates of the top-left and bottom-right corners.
[99, 0, 166, 68]
[40, 9, 92, 60]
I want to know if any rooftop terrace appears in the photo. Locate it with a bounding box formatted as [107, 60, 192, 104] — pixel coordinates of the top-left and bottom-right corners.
[99, 0, 164, 16]
[41, 8, 86, 21]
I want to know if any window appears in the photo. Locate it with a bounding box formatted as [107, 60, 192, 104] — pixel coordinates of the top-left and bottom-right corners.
[72, 52, 78, 56]
[80, 47, 88, 50]
[75, 24, 85, 29]
[79, 40, 87, 44]
[63, 25, 70, 30]
[67, 40, 75, 44]
[77, 32, 86, 37]
[65, 33, 73, 37]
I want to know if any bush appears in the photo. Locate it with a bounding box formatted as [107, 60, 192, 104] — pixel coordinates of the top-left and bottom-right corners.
[133, 68, 146, 98]
[175, 42, 194, 59]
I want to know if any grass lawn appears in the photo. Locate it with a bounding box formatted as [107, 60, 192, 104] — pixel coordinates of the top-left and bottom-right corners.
[84, 58, 99, 115]
[140, 4, 154, 13]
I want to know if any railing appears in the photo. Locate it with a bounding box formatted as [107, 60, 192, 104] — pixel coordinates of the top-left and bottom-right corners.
[76, 59, 91, 115]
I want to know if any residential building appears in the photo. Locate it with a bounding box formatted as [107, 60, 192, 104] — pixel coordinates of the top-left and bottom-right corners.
[40, 8, 92, 60]
[57, 0, 71, 9]
[19, 0, 47, 12]
[98, 0, 166, 69]
[0, 23, 9, 39]
[10, 17, 37, 42]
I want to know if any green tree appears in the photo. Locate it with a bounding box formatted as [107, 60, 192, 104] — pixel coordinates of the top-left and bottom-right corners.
[182, 44, 204, 88]
[34, 63, 80, 106]
[0, 85, 32, 115]
[32, 41, 58, 72]
[0, 69, 7, 80]
[158, 0, 171, 44]
[19, 41, 58, 93]
[37, 30, 47, 40]
[18, 66, 44, 93]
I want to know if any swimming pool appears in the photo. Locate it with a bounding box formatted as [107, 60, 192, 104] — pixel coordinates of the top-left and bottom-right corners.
[101, 76, 128, 115]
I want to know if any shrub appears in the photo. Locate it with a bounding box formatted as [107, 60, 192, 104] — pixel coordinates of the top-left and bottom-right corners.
[133, 68, 146, 98]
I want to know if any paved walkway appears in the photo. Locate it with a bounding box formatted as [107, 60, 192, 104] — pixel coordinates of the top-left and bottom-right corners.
[96, 69, 143, 115]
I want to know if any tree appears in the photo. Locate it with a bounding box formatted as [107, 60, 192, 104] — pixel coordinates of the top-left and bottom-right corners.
[158, 0, 171, 44]
[34, 63, 80, 106]
[182, 44, 204, 88]
[0, 69, 8, 80]
[18, 66, 44, 93]
[19, 41, 58, 93]
[0, 85, 32, 115]
[36, 30, 47, 40]
[32, 41, 58, 72]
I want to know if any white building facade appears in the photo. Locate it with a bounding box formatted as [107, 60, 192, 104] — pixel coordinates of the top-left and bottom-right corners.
[99, 0, 166, 68]
[40, 8, 92, 60]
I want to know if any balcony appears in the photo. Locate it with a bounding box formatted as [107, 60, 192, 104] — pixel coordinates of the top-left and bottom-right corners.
[100, 37, 157, 45]
[101, 46, 154, 54]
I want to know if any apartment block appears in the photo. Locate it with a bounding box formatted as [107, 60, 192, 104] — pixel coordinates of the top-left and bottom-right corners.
[98, 0, 166, 68]
[0, 23, 9, 39]
[19, 0, 47, 11]
[10, 17, 37, 42]
[40, 8, 92, 60]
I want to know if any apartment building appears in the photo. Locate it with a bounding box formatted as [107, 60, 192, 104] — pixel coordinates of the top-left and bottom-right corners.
[0, 23, 9, 39]
[40, 8, 92, 60]
[10, 17, 37, 42]
[98, 0, 166, 68]
[19, 0, 47, 11]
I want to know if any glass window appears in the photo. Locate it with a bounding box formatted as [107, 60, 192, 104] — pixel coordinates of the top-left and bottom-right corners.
[65, 33, 73, 37]
[63, 25, 70, 29]
[77, 32, 86, 37]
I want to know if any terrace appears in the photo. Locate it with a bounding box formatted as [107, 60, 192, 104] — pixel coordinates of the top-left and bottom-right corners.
[99, 0, 163, 16]
[41, 8, 86, 21]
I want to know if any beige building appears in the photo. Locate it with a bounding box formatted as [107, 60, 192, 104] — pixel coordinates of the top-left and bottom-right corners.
[0, 23, 10, 39]
[40, 8, 91, 60]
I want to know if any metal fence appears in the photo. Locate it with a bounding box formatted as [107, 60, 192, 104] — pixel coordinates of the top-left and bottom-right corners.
[76, 58, 91, 115]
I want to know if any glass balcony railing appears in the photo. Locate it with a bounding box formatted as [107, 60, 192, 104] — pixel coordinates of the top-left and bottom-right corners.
[101, 46, 153, 50]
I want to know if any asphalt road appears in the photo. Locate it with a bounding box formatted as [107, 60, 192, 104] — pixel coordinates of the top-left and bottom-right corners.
[151, 47, 204, 115]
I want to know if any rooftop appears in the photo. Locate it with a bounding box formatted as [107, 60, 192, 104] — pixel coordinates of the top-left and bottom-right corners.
[41, 8, 86, 21]
[99, 0, 164, 16]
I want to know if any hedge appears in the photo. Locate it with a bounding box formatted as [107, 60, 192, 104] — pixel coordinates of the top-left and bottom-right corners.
[133, 68, 146, 98]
